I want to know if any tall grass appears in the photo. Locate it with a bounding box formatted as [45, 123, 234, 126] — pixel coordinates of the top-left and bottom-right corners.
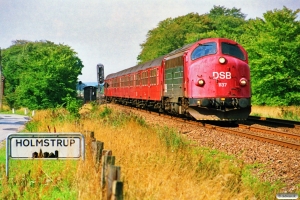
[0, 104, 287, 199]
[0, 147, 79, 199]
[251, 105, 300, 121]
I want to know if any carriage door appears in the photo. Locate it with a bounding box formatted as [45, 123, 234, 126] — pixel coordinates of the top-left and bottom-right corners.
[164, 56, 184, 102]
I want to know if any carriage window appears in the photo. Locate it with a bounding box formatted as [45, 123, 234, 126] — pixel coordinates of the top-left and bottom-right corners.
[150, 68, 157, 85]
[130, 75, 134, 86]
[136, 73, 140, 86]
[142, 71, 148, 86]
[221, 43, 245, 60]
[191, 42, 216, 60]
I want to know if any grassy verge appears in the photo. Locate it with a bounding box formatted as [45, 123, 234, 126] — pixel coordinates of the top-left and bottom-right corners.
[0, 146, 79, 199]
[251, 105, 300, 121]
[0, 104, 290, 199]
[81, 105, 284, 199]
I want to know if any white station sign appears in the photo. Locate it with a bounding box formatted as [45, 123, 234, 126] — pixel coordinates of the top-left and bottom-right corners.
[7, 133, 85, 159]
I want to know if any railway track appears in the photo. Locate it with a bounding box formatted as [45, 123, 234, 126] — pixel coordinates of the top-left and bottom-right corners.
[118, 105, 300, 151]
[221, 124, 300, 151]
[247, 116, 300, 129]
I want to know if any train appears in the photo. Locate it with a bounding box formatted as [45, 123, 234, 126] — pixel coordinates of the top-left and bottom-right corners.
[103, 38, 251, 121]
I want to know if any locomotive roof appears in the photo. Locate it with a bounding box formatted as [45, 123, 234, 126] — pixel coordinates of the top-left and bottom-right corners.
[165, 43, 194, 57]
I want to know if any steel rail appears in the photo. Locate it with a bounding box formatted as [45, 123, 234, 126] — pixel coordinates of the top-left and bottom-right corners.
[239, 124, 300, 140]
[154, 110, 300, 151]
[248, 116, 300, 129]
[120, 105, 300, 151]
[208, 125, 300, 151]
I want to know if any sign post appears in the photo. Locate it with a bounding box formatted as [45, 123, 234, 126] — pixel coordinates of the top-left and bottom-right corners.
[6, 133, 85, 177]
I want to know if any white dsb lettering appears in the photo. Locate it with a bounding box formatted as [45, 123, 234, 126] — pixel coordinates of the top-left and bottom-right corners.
[213, 72, 231, 79]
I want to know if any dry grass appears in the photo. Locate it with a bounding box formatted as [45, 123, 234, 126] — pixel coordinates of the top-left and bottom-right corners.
[2, 103, 298, 199]
[251, 105, 300, 120]
[77, 106, 255, 199]
[16, 105, 259, 199]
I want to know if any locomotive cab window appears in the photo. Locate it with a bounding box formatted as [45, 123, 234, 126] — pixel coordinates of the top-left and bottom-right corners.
[191, 42, 216, 60]
[221, 43, 246, 60]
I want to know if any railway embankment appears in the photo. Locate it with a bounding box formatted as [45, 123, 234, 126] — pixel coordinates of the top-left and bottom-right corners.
[112, 104, 300, 194]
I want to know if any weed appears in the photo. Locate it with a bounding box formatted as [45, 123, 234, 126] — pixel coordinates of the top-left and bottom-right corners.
[25, 121, 39, 132]
[157, 126, 189, 151]
[90, 101, 98, 112]
[99, 106, 112, 118]
[251, 113, 261, 117]
[281, 109, 300, 121]
[132, 115, 147, 127]
[242, 164, 283, 199]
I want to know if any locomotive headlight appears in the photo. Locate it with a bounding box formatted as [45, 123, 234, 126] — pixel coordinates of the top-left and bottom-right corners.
[198, 79, 205, 86]
[219, 57, 226, 64]
[239, 78, 247, 86]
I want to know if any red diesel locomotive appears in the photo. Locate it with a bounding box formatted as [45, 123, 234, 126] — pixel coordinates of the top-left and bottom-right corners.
[104, 38, 251, 120]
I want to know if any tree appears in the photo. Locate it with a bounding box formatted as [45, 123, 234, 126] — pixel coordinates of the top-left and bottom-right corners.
[208, 5, 246, 19]
[199, 5, 247, 41]
[137, 6, 247, 63]
[137, 13, 214, 63]
[2, 40, 84, 109]
[241, 7, 300, 105]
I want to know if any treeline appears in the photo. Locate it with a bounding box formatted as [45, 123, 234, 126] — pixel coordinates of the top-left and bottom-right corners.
[1, 6, 299, 109]
[1, 40, 83, 113]
[138, 6, 300, 106]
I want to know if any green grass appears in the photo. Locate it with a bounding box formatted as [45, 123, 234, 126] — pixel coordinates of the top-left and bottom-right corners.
[281, 110, 300, 121]
[0, 143, 78, 199]
[157, 126, 189, 151]
[242, 164, 284, 200]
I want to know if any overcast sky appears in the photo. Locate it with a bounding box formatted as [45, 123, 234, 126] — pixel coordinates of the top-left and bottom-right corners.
[0, 0, 299, 82]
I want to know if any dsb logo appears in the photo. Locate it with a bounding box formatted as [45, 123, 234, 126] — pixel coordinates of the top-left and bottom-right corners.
[212, 72, 231, 79]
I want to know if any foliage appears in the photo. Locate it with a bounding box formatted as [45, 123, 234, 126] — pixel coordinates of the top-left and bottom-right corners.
[138, 13, 214, 62]
[138, 5, 300, 106]
[2, 40, 83, 109]
[138, 6, 246, 63]
[241, 7, 300, 105]
[208, 5, 247, 19]
[63, 94, 82, 118]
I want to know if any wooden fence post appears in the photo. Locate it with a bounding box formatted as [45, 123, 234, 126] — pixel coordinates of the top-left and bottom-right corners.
[111, 181, 123, 200]
[96, 141, 104, 165]
[90, 131, 95, 141]
[88, 139, 124, 199]
[92, 140, 104, 170]
[106, 165, 121, 200]
[101, 152, 115, 189]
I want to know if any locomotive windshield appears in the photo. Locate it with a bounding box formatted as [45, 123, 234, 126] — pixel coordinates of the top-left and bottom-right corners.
[221, 43, 246, 60]
[191, 42, 216, 60]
